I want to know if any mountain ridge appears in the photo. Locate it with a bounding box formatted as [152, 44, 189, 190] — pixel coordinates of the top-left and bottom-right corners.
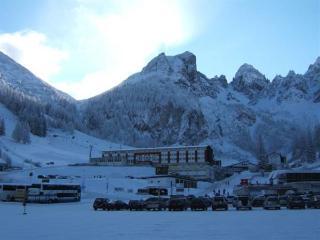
[0, 50, 319, 163]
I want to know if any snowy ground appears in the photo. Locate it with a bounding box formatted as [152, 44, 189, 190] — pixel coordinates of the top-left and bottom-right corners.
[0, 201, 319, 240]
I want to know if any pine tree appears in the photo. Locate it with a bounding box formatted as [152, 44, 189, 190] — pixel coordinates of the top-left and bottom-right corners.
[256, 134, 268, 169]
[292, 130, 306, 161]
[305, 129, 316, 163]
[12, 121, 31, 144]
[314, 124, 320, 158]
[0, 118, 5, 136]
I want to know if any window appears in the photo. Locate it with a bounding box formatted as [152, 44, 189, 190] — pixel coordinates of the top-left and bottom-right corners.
[3, 185, 16, 191]
[186, 150, 189, 163]
[195, 150, 198, 162]
[167, 151, 170, 163]
[177, 151, 179, 163]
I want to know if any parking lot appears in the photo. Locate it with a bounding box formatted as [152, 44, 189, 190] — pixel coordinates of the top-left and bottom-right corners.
[1, 201, 319, 240]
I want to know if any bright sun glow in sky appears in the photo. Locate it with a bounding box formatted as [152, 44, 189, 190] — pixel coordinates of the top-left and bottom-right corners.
[0, 0, 319, 99]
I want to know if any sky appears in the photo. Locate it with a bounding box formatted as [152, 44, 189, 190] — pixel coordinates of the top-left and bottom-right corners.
[0, 0, 319, 100]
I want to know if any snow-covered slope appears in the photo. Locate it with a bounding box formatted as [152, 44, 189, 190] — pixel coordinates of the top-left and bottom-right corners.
[80, 52, 320, 163]
[0, 103, 125, 167]
[0, 51, 73, 103]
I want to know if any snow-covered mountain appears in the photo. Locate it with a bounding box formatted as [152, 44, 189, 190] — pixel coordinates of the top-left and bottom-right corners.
[0, 52, 73, 103]
[0, 51, 80, 132]
[80, 52, 320, 162]
[0, 50, 319, 164]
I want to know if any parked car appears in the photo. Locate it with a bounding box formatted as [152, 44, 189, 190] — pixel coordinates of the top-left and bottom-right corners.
[108, 200, 129, 210]
[212, 196, 228, 211]
[279, 195, 288, 207]
[306, 195, 320, 209]
[234, 196, 252, 210]
[302, 193, 313, 204]
[226, 196, 234, 204]
[263, 196, 281, 210]
[287, 195, 305, 209]
[168, 198, 189, 211]
[93, 198, 109, 211]
[187, 195, 196, 201]
[190, 197, 208, 211]
[128, 200, 145, 211]
[198, 196, 212, 208]
[144, 197, 168, 211]
[251, 195, 266, 208]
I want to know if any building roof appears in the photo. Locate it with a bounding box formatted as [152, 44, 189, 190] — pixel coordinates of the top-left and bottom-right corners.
[102, 145, 211, 153]
[0, 158, 7, 165]
[138, 174, 197, 181]
[225, 161, 258, 168]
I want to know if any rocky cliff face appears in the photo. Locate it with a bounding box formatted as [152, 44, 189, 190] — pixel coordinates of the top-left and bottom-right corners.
[1, 49, 318, 162]
[80, 52, 320, 161]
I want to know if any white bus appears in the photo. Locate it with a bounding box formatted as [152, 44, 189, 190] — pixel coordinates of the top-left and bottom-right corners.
[0, 183, 81, 203]
[0, 184, 28, 202]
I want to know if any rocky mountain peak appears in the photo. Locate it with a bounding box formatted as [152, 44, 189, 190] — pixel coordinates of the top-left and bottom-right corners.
[142, 52, 172, 74]
[140, 51, 199, 85]
[231, 63, 269, 97]
[305, 56, 320, 81]
[174, 51, 198, 83]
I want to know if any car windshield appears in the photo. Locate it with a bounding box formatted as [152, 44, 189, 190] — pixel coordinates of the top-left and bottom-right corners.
[146, 198, 159, 202]
[268, 198, 278, 201]
[292, 196, 303, 201]
[95, 198, 106, 202]
[239, 196, 249, 200]
[214, 197, 224, 201]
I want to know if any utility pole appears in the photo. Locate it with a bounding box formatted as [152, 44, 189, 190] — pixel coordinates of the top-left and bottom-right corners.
[89, 145, 93, 160]
[22, 186, 27, 215]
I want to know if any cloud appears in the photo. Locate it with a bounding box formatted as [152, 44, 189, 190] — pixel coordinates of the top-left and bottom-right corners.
[0, 30, 68, 81]
[60, 0, 195, 99]
[0, 1, 195, 100]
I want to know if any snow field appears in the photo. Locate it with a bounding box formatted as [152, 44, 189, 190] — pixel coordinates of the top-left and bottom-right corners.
[0, 201, 319, 240]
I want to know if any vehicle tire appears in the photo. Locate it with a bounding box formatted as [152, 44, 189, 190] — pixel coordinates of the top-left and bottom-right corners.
[94, 208, 97, 211]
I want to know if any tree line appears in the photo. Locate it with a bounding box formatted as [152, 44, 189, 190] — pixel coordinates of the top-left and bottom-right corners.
[0, 82, 81, 139]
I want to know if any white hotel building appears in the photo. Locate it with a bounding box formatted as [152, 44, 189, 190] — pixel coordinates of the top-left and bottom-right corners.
[91, 145, 216, 166]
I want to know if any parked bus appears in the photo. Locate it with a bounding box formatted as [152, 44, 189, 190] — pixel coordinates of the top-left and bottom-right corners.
[0, 183, 81, 203]
[0, 184, 28, 202]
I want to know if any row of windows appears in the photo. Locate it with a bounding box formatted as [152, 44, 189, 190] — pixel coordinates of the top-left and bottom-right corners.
[281, 173, 320, 183]
[102, 150, 205, 164]
[41, 185, 81, 191]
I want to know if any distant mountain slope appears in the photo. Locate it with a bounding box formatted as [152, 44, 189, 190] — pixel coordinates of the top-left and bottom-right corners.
[80, 52, 320, 162]
[0, 52, 73, 103]
[0, 51, 80, 132]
